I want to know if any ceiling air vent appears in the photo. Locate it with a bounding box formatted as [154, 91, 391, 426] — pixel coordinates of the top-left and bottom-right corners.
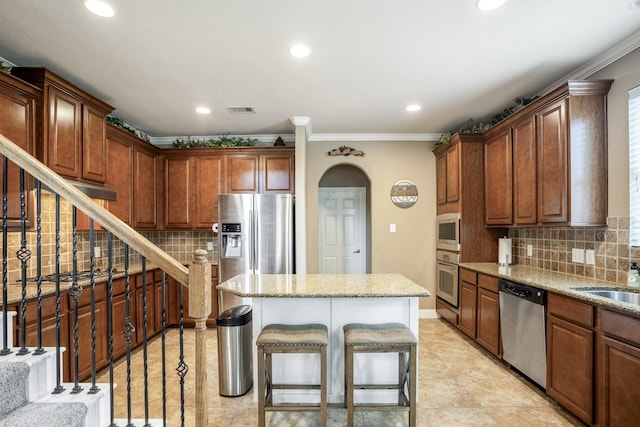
[227, 106, 256, 114]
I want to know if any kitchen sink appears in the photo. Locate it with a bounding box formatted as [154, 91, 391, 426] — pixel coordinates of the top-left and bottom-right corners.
[574, 288, 640, 306]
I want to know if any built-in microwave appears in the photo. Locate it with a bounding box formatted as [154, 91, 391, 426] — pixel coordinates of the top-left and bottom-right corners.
[436, 213, 460, 252]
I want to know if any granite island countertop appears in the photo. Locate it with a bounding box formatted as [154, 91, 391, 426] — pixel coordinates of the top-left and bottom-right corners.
[216, 273, 431, 298]
[459, 263, 640, 316]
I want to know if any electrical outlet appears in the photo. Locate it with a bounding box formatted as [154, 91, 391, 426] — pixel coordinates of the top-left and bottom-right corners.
[207, 241, 214, 251]
[390, 224, 396, 233]
[94, 246, 101, 258]
[527, 244, 533, 257]
[585, 249, 595, 265]
[572, 248, 584, 263]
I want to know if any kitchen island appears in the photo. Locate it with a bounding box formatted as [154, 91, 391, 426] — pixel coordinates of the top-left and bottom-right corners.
[217, 273, 430, 404]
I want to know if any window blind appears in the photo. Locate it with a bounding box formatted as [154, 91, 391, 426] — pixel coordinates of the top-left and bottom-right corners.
[629, 85, 640, 246]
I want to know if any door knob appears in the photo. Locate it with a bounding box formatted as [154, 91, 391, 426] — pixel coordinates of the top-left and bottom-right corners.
[353, 249, 360, 254]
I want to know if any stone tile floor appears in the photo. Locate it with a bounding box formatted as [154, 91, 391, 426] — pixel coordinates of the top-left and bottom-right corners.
[98, 318, 583, 426]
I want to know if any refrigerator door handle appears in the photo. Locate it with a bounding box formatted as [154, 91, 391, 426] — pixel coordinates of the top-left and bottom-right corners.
[249, 209, 255, 271]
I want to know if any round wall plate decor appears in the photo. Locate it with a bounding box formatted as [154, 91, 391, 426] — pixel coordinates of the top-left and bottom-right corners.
[390, 180, 418, 208]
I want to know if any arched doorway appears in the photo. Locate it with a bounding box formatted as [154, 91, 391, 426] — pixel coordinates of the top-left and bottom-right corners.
[318, 164, 371, 273]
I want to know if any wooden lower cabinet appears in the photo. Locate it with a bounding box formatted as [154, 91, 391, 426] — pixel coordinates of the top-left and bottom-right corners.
[436, 297, 458, 327]
[72, 299, 108, 381]
[547, 314, 593, 423]
[458, 268, 478, 339]
[476, 274, 501, 357]
[597, 309, 640, 426]
[546, 293, 594, 424]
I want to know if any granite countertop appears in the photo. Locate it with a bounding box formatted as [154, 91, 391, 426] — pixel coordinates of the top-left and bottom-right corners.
[459, 263, 640, 316]
[216, 273, 431, 298]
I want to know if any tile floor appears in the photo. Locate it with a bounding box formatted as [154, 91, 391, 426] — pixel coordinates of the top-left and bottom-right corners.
[97, 318, 583, 426]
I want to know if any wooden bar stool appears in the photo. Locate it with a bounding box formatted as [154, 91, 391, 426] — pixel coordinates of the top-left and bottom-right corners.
[256, 323, 328, 427]
[343, 322, 417, 427]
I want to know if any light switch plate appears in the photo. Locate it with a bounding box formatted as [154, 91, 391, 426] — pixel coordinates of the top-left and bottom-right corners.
[585, 249, 595, 265]
[207, 241, 214, 251]
[94, 246, 101, 258]
[390, 224, 396, 233]
[572, 248, 585, 263]
[527, 245, 533, 257]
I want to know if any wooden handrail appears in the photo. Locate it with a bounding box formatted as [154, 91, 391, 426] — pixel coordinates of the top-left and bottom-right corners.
[0, 132, 189, 284]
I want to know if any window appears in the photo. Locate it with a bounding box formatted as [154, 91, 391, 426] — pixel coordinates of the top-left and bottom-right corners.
[629, 86, 640, 246]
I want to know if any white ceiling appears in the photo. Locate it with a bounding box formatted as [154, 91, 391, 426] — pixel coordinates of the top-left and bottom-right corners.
[1, 0, 639, 142]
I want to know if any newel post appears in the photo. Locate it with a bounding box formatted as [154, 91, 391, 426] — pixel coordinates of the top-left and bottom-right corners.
[189, 249, 211, 427]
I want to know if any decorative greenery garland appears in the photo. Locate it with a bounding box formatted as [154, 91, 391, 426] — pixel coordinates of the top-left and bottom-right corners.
[172, 134, 257, 148]
[432, 95, 538, 151]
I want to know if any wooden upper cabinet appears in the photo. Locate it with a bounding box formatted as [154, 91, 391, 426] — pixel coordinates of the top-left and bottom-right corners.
[47, 86, 82, 178]
[436, 152, 447, 205]
[226, 154, 259, 193]
[537, 100, 568, 224]
[262, 153, 294, 193]
[164, 156, 192, 228]
[0, 72, 39, 229]
[82, 104, 108, 183]
[134, 146, 158, 228]
[164, 154, 225, 229]
[446, 143, 460, 203]
[225, 149, 295, 194]
[194, 156, 224, 228]
[482, 80, 611, 227]
[12, 68, 114, 184]
[105, 126, 134, 226]
[512, 116, 537, 225]
[435, 141, 461, 214]
[484, 130, 512, 225]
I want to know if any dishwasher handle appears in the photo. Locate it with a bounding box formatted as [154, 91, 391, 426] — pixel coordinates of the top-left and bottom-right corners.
[498, 279, 546, 305]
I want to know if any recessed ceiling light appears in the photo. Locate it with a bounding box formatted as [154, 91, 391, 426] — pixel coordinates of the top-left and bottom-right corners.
[476, 0, 507, 11]
[195, 107, 210, 114]
[406, 104, 421, 112]
[84, 0, 115, 17]
[289, 44, 311, 58]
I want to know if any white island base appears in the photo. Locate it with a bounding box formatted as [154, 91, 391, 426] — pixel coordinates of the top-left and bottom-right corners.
[251, 296, 420, 404]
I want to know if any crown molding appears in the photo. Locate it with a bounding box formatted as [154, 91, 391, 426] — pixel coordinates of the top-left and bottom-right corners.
[539, 29, 640, 96]
[290, 116, 312, 139]
[308, 133, 442, 142]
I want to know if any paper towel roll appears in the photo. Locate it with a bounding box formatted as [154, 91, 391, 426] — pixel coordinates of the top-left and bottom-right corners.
[498, 237, 512, 266]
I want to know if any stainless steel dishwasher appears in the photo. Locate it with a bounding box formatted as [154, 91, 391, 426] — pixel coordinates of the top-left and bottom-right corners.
[498, 279, 547, 389]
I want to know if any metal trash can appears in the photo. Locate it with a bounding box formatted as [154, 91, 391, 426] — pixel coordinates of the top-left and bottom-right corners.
[217, 305, 253, 397]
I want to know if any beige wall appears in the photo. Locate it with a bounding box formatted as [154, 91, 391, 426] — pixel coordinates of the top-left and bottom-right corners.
[592, 47, 640, 217]
[306, 141, 436, 309]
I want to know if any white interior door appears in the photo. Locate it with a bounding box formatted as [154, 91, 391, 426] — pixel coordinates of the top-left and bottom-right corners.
[319, 187, 366, 273]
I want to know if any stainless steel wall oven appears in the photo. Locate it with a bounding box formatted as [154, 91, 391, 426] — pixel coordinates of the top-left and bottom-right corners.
[436, 250, 459, 307]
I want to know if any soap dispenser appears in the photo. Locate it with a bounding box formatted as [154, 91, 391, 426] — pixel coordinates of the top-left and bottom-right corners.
[627, 262, 640, 288]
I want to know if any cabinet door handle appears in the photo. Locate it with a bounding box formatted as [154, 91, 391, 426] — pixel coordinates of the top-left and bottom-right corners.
[353, 249, 360, 254]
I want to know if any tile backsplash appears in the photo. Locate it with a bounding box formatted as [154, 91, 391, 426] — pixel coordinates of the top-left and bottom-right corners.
[509, 217, 639, 284]
[2, 194, 217, 282]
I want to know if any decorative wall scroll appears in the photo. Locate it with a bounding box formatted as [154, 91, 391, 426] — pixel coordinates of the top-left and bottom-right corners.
[325, 146, 365, 157]
[390, 180, 418, 208]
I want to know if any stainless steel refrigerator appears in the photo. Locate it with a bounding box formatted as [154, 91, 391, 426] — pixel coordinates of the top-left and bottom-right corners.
[218, 193, 294, 311]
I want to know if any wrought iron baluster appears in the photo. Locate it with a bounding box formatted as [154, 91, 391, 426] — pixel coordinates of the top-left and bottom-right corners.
[34, 180, 45, 355]
[53, 194, 64, 394]
[176, 282, 188, 427]
[1, 156, 10, 356]
[123, 244, 135, 427]
[161, 271, 167, 427]
[70, 206, 83, 394]
[106, 233, 117, 427]
[89, 219, 99, 394]
[17, 167, 30, 356]
[142, 257, 151, 427]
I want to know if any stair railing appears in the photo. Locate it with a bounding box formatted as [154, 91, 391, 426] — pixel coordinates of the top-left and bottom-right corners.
[0, 132, 211, 427]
